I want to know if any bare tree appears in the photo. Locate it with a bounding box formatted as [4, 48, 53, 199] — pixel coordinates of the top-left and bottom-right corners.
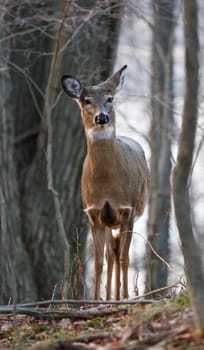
[172, 0, 204, 335]
[146, 0, 175, 292]
[0, 0, 122, 302]
[0, 4, 38, 303]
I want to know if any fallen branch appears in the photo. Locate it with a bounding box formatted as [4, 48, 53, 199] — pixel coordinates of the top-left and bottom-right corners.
[30, 332, 114, 350]
[0, 305, 128, 320]
[0, 280, 182, 313]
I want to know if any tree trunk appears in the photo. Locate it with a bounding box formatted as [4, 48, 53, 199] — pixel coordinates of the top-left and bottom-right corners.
[146, 0, 175, 293]
[0, 12, 37, 303]
[0, 1, 122, 302]
[172, 0, 204, 335]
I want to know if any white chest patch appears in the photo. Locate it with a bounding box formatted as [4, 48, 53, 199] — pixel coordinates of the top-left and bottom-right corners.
[84, 205, 133, 212]
[86, 126, 114, 141]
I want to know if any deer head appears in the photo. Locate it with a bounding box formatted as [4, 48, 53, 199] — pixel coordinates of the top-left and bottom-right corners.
[61, 65, 127, 141]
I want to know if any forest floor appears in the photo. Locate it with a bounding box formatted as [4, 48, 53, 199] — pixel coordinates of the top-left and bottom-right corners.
[1, 291, 204, 350]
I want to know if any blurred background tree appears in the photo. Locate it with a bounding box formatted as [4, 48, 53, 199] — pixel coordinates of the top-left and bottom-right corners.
[146, 0, 175, 293]
[172, 0, 204, 335]
[0, 0, 122, 303]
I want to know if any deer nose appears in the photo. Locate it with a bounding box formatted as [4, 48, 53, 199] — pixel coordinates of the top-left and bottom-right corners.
[95, 113, 109, 125]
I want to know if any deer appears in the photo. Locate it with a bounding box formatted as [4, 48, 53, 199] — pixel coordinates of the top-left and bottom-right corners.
[61, 65, 150, 300]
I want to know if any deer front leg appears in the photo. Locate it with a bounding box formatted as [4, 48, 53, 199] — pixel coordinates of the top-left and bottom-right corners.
[105, 228, 115, 300]
[120, 220, 133, 299]
[91, 224, 105, 300]
[113, 234, 120, 300]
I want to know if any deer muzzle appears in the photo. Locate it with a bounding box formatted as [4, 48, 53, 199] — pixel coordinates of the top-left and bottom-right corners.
[95, 113, 109, 125]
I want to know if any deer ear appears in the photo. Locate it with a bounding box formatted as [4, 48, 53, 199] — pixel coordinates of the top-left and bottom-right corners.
[102, 65, 127, 93]
[115, 65, 127, 92]
[61, 75, 82, 99]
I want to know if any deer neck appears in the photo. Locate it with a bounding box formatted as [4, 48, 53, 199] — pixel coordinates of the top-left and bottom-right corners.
[85, 127, 118, 167]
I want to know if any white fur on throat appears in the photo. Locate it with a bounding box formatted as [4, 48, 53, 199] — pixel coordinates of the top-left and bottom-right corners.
[86, 126, 114, 141]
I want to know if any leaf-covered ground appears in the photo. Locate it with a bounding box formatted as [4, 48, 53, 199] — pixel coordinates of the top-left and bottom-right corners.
[1, 291, 204, 350]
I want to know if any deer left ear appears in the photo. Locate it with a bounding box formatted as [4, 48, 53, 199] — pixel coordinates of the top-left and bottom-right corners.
[61, 75, 82, 99]
[102, 65, 127, 93]
[115, 65, 127, 92]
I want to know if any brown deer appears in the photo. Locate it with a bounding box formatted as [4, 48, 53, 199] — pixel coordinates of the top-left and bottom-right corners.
[61, 65, 150, 300]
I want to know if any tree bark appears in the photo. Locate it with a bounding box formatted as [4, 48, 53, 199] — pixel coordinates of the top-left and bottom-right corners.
[0, 11, 37, 302]
[146, 0, 175, 293]
[172, 0, 204, 335]
[0, 1, 122, 302]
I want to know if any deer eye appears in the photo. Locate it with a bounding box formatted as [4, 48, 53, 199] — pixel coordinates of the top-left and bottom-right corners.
[107, 97, 113, 103]
[84, 98, 91, 105]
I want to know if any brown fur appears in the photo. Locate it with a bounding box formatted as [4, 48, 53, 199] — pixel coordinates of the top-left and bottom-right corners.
[62, 66, 150, 300]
